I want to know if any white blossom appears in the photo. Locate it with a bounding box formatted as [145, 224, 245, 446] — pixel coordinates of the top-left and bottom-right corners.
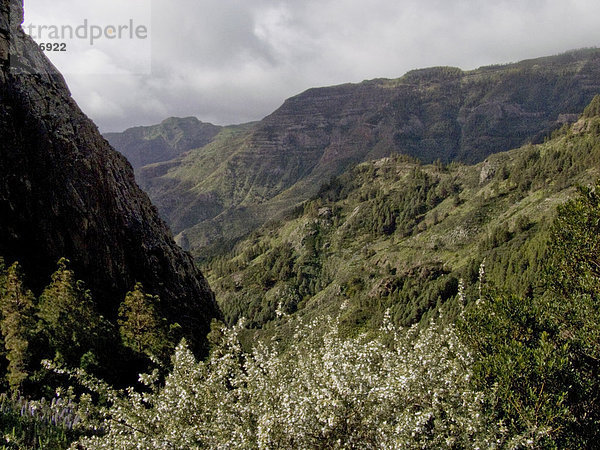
[71, 312, 506, 449]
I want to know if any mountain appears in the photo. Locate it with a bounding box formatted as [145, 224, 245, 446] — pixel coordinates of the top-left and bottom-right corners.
[206, 96, 600, 333]
[104, 117, 222, 170]
[109, 49, 600, 258]
[0, 0, 219, 352]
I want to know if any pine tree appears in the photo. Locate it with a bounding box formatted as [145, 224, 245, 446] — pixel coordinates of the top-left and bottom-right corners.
[0, 263, 36, 393]
[37, 258, 100, 366]
[118, 283, 168, 359]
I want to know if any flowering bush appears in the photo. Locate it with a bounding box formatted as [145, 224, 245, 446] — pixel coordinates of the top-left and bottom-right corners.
[70, 310, 506, 449]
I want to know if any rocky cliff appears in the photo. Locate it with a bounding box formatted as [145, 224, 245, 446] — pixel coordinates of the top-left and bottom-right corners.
[0, 0, 219, 352]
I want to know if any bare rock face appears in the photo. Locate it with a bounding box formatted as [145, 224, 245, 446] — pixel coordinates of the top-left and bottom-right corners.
[0, 0, 220, 352]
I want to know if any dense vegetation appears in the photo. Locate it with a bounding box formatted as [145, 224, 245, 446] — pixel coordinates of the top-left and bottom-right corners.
[69, 314, 499, 448]
[462, 180, 600, 447]
[206, 97, 600, 340]
[3, 97, 600, 447]
[18, 173, 600, 448]
[0, 259, 180, 448]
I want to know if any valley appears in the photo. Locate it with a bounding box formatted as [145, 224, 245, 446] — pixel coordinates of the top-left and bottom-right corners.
[107, 48, 600, 260]
[2, 0, 600, 445]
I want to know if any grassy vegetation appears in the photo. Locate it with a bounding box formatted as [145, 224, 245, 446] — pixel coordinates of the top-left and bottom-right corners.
[206, 100, 600, 341]
[0, 395, 77, 449]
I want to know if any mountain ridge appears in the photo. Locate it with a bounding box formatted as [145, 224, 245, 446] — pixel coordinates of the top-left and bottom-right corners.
[107, 48, 600, 258]
[104, 116, 223, 170]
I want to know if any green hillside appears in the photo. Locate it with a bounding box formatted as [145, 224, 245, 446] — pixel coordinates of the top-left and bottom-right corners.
[206, 96, 600, 335]
[74, 96, 600, 449]
[108, 49, 600, 258]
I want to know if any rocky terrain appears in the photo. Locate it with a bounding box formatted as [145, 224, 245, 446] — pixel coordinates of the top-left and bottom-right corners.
[0, 0, 219, 352]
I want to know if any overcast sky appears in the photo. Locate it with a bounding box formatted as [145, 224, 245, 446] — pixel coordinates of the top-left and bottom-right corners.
[23, 0, 600, 132]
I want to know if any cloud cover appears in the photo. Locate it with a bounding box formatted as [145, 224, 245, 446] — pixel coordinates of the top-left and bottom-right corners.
[24, 0, 600, 132]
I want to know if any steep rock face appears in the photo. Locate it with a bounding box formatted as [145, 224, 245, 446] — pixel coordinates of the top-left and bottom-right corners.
[104, 117, 222, 170]
[0, 0, 219, 351]
[128, 51, 600, 257]
[251, 57, 600, 171]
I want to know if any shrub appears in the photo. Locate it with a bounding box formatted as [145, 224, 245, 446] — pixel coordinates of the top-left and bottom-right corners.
[70, 311, 503, 449]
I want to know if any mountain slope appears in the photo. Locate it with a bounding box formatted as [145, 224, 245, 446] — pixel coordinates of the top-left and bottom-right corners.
[112, 50, 600, 258]
[0, 0, 219, 352]
[206, 96, 600, 332]
[104, 117, 222, 170]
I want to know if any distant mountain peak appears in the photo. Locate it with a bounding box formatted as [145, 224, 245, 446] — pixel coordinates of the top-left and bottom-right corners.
[161, 116, 201, 124]
[105, 117, 222, 169]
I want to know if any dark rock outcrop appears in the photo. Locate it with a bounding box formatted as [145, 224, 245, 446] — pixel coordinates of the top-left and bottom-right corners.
[0, 0, 220, 352]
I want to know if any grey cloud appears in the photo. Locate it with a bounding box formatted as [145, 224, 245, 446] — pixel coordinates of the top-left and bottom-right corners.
[27, 0, 600, 132]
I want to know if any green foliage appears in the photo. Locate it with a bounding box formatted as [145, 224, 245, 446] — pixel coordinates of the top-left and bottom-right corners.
[37, 259, 101, 368]
[0, 258, 179, 403]
[542, 182, 600, 439]
[461, 181, 600, 447]
[483, 221, 550, 298]
[0, 264, 35, 394]
[350, 167, 446, 237]
[583, 94, 600, 119]
[462, 292, 571, 446]
[548, 182, 600, 305]
[118, 283, 169, 360]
